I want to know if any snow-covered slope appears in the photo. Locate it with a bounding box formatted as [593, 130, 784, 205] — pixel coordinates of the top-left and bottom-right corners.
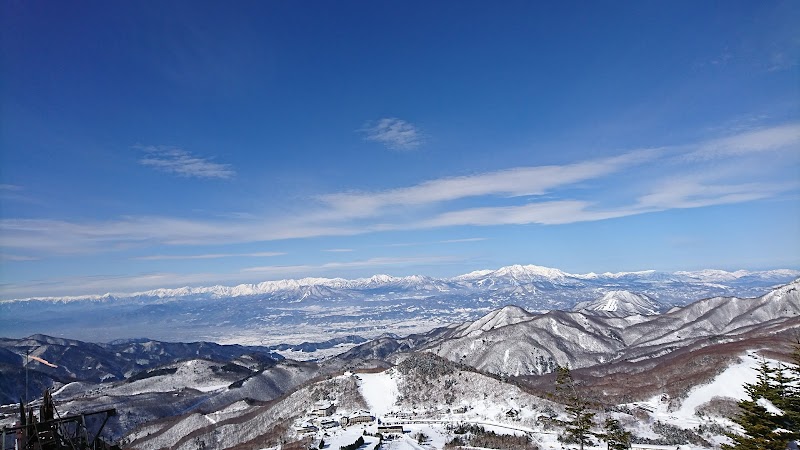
[0, 335, 282, 404]
[451, 305, 535, 338]
[624, 279, 800, 348]
[575, 290, 662, 316]
[426, 310, 633, 375]
[402, 280, 800, 376]
[123, 353, 558, 450]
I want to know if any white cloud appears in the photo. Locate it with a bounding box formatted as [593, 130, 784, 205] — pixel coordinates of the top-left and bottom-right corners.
[242, 255, 459, 274]
[0, 217, 361, 254]
[319, 149, 659, 218]
[133, 251, 285, 261]
[385, 237, 488, 247]
[0, 253, 39, 261]
[323, 248, 354, 253]
[636, 179, 792, 210]
[420, 200, 629, 227]
[440, 237, 488, 244]
[688, 123, 800, 160]
[2, 124, 797, 260]
[137, 145, 235, 179]
[0, 184, 39, 204]
[361, 118, 423, 150]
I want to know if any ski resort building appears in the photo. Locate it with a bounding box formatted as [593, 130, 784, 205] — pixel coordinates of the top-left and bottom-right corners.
[319, 419, 338, 429]
[340, 411, 373, 426]
[295, 422, 318, 434]
[310, 401, 335, 417]
[377, 425, 404, 434]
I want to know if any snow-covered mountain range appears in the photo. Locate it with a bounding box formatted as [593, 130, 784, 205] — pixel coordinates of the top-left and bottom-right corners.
[2, 264, 798, 345]
[340, 279, 800, 376]
[5, 264, 798, 303]
[2, 279, 797, 449]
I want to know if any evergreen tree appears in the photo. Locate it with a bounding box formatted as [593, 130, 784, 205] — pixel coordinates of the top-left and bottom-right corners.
[603, 418, 631, 450]
[751, 360, 777, 400]
[773, 342, 800, 442]
[723, 358, 794, 450]
[554, 365, 596, 450]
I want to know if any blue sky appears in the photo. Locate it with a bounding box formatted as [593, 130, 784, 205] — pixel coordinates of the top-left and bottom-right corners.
[1, 1, 799, 298]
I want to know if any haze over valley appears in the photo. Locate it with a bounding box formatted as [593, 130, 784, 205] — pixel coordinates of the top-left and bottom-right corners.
[2, 264, 798, 349]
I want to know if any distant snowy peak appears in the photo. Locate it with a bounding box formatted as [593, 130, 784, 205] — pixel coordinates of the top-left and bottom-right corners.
[577, 270, 658, 280]
[455, 305, 535, 337]
[576, 290, 661, 316]
[675, 269, 800, 283]
[137, 274, 433, 298]
[493, 264, 570, 280]
[761, 278, 800, 302]
[453, 269, 494, 280]
[5, 262, 799, 303]
[454, 264, 572, 286]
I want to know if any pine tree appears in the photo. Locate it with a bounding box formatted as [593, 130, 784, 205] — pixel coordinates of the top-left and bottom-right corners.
[723, 358, 793, 450]
[603, 418, 631, 450]
[554, 365, 596, 450]
[772, 342, 800, 443]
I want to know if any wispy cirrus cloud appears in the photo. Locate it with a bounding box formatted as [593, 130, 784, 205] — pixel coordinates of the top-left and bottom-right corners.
[361, 118, 423, 150]
[2, 123, 797, 262]
[420, 200, 626, 227]
[133, 251, 285, 261]
[0, 216, 360, 254]
[440, 237, 488, 244]
[386, 237, 488, 247]
[137, 145, 235, 179]
[318, 150, 660, 219]
[0, 184, 24, 202]
[323, 248, 354, 253]
[0, 253, 39, 262]
[0, 184, 40, 204]
[242, 255, 459, 274]
[688, 123, 800, 160]
[635, 177, 796, 210]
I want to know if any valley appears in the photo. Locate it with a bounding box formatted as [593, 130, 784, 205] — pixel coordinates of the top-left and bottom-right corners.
[1, 267, 798, 449]
[1, 265, 797, 349]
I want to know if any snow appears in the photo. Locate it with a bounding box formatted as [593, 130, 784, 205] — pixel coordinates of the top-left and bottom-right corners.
[6, 264, 797, 303]
[53, 382, 81, 396]
[195, 383, 229, 392]
[382, 423, 449, 449]
[492, 264, 570, 280]
[674, 353, 760, 420]
[316, 426, 380, 450]
[602, 295, 619, 311]
[627, 352, 786, 428]
[357, 370, 399, 418]
[458, 305, 533, 336]
[578, 290, 660, 316]
[757, 397, 784, 415]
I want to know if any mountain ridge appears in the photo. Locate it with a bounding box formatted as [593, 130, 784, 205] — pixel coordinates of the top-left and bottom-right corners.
[4, 264, 799, 303]
[575, 290, 662, 316]
[336, 279, 800, 376]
